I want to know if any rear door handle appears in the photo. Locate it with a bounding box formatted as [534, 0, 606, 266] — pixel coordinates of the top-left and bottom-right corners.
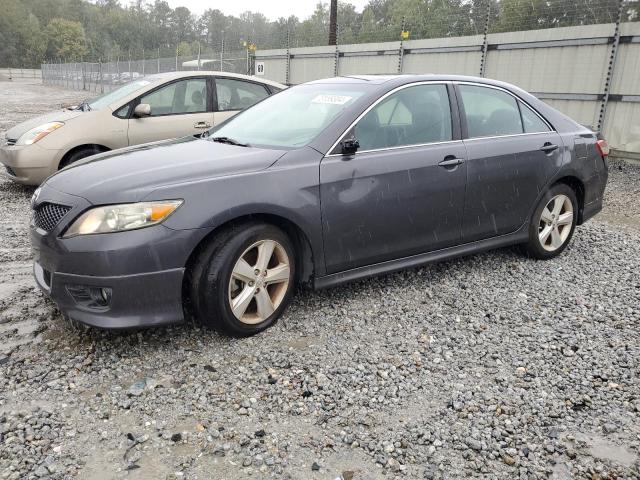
[438, 157, 465, 168]
[194, 121, 212, 129]
[540, 142, 559, 153]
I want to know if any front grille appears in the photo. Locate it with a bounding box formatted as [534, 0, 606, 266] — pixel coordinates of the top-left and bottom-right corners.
[33, 202, 72, 232]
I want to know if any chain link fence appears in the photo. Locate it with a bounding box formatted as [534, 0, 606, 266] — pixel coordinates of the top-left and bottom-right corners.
[42, 50, 249, 93]
[40, 0, 636, 94]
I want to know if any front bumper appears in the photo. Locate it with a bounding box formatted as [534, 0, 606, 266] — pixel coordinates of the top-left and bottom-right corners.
[30, 184, 210, 329]
[34, 261, 185, 329]
[0, 143, 61, 185]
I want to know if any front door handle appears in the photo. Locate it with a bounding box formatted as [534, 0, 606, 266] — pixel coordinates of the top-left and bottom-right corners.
[194, 121, 212, 129]
[540, 142, 559, 153]
[438, 157, 465, 169]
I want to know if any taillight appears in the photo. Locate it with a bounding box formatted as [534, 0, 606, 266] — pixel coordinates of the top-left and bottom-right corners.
[596, 138, 609, 158]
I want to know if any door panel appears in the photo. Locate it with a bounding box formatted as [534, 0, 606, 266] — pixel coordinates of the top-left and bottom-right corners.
[213, 110, 238, 126]
[320, 142, 468, 273]
[455, 83, 562, 242]
[461, 132, 562, 242]
[127, 77, 213, 145]
[128, 112, 213, 145]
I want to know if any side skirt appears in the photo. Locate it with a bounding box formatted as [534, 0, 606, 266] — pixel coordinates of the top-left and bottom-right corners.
[313, 225, 529, 290]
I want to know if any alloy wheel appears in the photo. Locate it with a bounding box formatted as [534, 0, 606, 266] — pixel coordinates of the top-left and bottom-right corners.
[538, 194, 574, 252]
[228, 239, 291, 324]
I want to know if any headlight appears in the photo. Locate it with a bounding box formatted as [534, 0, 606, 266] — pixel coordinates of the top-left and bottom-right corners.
[63, 200, 182, 237]
[16, 122, 65, 146]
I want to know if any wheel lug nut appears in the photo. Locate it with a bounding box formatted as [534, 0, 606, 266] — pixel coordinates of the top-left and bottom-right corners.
[249, 281, 254, 286]
[254, 269, 260, 275]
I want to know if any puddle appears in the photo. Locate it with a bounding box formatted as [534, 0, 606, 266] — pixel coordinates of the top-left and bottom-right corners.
[565, 431, 637, 467]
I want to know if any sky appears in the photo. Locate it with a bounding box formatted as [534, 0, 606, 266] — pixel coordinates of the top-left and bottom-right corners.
[153, 0, 370, 20]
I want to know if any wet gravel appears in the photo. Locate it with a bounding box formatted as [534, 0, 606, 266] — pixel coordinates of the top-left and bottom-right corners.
[1, 80, 639, 479]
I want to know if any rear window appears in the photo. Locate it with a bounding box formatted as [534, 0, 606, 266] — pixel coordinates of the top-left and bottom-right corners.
[459, 84, 523, 138]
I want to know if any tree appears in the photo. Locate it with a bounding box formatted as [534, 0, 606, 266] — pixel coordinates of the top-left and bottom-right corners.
[45, 18, 88, 60]
[176, 40, 192, 56]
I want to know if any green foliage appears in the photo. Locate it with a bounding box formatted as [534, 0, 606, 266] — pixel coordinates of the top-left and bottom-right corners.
[176, 41, 192, 57]
[0, 0, 636, 67]
[45, 18, 88, 60]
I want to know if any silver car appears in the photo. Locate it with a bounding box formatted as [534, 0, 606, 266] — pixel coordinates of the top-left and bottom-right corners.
[1, 71, 285, 185]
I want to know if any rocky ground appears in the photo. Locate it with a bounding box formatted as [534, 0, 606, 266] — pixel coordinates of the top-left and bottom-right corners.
[0, 80, 639, 480]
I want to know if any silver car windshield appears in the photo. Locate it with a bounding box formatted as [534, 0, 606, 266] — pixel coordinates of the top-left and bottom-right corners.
[88, 80, 151, 110]
[210, 84, 369, 149]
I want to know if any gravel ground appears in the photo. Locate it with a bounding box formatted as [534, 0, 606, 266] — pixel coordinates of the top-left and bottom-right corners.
[1, 80, 639, 480]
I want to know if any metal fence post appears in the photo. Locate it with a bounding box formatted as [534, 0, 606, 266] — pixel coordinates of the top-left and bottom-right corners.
[220, 30, 225, 71]
[142, 48, 145, 76]
[197, 43, 201, 70]
[597, 0, 624, 132]
[398, 18, 405, 74]
[175, 45, 178, 71]
[479, 0, 491, 77]
[128, 50, 132, 77]
[99, 61, 103, 93]
[334, 24, 340, 77]
[246, 47, 250, 75]
[285, 28, 291, 85]
[82, 62, 86, 90]
[157, 48, 160, 73]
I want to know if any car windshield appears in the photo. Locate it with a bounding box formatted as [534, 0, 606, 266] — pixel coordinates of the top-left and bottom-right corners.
[88, 80, 152, 110]
[210, 83, 370, 149]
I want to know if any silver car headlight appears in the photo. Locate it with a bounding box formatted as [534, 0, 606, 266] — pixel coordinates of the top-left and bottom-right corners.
[16, 121, 65, 146]
[63, 200, 183, 237]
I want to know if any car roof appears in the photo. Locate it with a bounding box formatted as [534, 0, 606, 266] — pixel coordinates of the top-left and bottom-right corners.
[143, 70, 286, 88]
[105, 71, 286, 110]
[308, 73, 504, 86]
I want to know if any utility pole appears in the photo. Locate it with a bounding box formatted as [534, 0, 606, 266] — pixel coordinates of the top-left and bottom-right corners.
[329, 0, 338, 46]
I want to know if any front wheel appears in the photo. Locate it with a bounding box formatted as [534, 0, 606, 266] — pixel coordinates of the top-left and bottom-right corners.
[524, 183, 578, 259]
[189, 223, 296, 336]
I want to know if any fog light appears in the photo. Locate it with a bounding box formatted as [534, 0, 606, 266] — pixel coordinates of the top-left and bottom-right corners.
[90, 287, 112, 307]
[66, 284, 112, 309]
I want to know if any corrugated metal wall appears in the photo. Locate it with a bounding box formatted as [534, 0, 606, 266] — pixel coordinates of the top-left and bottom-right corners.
[255, 23, 640, 153]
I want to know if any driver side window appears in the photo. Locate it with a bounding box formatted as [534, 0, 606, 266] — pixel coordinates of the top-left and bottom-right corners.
[140, 78, 207, 116]
[355, 84, 452, 151]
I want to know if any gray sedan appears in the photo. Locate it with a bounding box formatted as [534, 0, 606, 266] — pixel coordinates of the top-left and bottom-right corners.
[30, 74, 608, 336]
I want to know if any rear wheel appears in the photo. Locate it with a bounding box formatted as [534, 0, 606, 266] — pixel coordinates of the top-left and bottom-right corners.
[524, 183, 577, 259]
[189, 222, 296, 336]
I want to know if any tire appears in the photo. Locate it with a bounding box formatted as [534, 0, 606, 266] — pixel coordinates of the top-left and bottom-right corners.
[524, 183, 578, 260]
[59, 146, 104, 169]
[189, 222, 296, 336]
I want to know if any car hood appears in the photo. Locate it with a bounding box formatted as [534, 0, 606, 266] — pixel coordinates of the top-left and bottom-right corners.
[44, 136, 288, 205]
[4, 109, 84, 141]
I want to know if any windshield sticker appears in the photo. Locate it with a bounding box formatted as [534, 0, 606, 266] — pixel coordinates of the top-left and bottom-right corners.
[311, 94, 353, 105]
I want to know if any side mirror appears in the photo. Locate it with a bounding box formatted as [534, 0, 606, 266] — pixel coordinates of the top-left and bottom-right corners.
[341, 138, 359, 155]
[134, 103, 151, 117]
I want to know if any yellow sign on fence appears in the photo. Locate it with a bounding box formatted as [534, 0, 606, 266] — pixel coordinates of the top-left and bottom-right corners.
[400, 30, 410, 40]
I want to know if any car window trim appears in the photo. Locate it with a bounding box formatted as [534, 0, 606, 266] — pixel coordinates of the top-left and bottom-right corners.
[354, 139, 464, 156]
[127, 76, 212, 119]
[213, 76, 271, 113]
[462, 131, 553, 142]
[326, 80, 457, 157]
[453, 81, 555, 139]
